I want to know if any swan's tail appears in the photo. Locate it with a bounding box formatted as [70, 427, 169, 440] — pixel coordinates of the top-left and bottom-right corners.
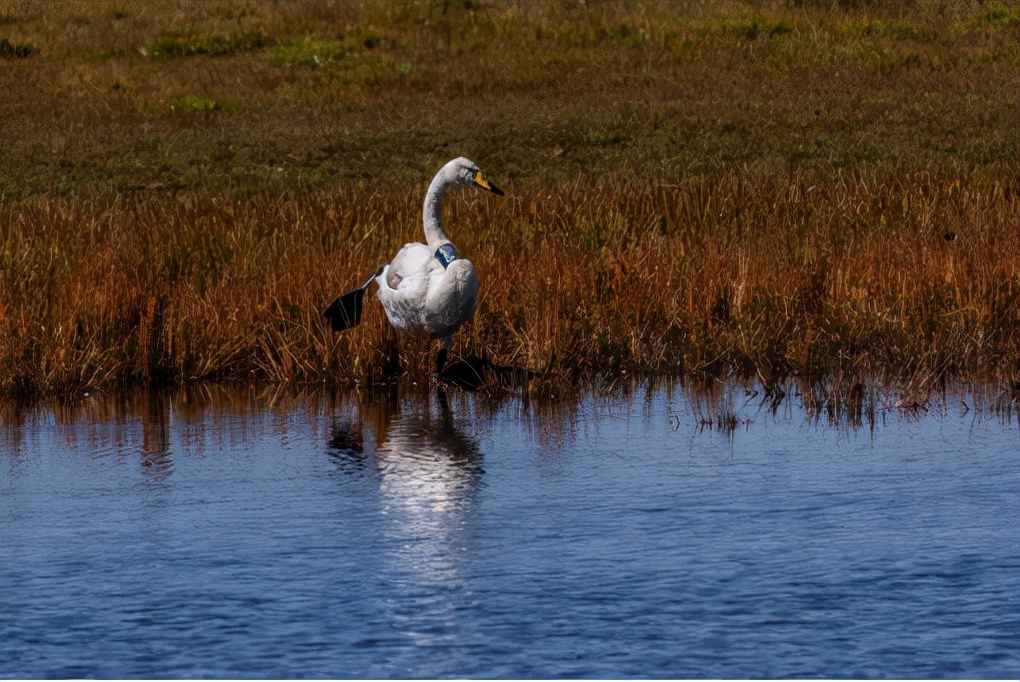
[324, 267, 383, 331]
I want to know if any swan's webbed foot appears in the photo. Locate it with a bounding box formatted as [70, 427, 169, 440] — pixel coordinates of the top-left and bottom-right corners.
[324, 267, 384, 332]
[324, 287, 366, 330]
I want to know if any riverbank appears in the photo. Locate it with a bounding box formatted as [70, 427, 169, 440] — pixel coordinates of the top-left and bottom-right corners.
[1, 0, 1017, 400]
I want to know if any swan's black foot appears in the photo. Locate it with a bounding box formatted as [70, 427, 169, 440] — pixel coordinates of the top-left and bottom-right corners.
[324, 267, 383, 331]
[438, 354, 489, 391]
[324, 287, 366, 331]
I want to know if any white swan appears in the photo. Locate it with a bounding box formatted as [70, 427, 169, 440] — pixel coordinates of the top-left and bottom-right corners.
[324, 157, 503, 374]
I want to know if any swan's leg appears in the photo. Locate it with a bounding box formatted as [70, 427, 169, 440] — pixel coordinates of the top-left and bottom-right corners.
[436, 384, 451, 415]
[436, 335, 452, 376]
[383, 323, 401, 379]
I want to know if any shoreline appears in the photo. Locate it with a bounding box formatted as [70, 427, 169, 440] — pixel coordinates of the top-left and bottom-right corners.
[2, 1, 1017, 402]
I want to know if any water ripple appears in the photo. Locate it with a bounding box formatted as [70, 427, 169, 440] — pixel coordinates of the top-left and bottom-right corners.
[1, 384, 1018, 678]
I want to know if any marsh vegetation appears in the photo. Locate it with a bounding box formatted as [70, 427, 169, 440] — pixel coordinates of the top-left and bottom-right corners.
[1, 0, 1017, 401]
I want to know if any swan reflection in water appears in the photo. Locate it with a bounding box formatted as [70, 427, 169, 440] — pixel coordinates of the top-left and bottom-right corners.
[328, 386, 484, 514]
[328, 385, 484, 645]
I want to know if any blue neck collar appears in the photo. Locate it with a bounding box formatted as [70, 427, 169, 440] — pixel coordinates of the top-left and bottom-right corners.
[435, 243, 458, 269]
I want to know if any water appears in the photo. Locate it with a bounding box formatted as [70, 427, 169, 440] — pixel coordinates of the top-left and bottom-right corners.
[2, 382, 1018, 678]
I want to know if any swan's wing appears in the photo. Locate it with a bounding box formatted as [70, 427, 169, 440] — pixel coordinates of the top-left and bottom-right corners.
[377, 243, 441, 334]
[377, 243, 478, 338]
[425, 259, 478, 329]
[384, 243, 434, 290]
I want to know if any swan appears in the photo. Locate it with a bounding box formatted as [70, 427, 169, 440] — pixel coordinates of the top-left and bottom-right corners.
[324, 157, 503, 375]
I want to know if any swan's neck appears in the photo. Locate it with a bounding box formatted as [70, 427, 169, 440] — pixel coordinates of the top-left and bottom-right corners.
[423, 173, 453, 247]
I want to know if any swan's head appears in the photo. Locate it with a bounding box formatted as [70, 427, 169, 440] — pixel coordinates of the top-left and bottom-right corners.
[442, 157, 504, 196]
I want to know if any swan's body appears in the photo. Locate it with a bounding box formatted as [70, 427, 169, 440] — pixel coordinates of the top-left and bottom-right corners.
[377, 243, 478, 338]
[324, 157, 502, 374]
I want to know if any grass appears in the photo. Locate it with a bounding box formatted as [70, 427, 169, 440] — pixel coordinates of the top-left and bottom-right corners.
[146, 29, 272, 59]
[0, 35, 37, 56]
[0, 0, 1017, 401]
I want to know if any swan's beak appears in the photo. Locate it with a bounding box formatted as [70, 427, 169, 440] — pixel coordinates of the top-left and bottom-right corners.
[474, 171, 504, 196]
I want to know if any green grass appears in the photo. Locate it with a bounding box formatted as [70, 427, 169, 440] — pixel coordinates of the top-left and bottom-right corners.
[146, 30, 272, 58]
[981, 8, 1019, 28]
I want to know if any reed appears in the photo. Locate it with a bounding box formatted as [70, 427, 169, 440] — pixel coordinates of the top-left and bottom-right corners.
[1, 0, 1017, 400]
[2, 172, 1016, 399]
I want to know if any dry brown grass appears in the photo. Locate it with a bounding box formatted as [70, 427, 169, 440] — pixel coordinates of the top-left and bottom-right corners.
[1, 0, 1017, 400]
[2, 171, 1016, 399]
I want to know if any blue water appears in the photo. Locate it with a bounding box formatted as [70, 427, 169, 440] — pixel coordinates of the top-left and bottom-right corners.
[1, 382, 1018, 678]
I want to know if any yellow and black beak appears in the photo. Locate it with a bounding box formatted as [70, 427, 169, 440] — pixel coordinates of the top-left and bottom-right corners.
[474, 171, 504, 196]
